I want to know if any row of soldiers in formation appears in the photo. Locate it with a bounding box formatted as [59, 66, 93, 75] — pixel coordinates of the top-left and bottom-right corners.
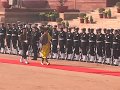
[0, 22, 120, 66]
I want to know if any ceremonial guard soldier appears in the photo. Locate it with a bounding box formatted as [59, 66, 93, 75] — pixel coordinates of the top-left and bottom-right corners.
[80, 28, 89, 61]
[0, 23, 6, 53]
[112, 30, 120, 65]
[26, 23, 32, 46]
[58, 27, 66, 60]
[96, 28, 105, 63]
[66, 27, 73, 60]
[19, 28, 29, 64]
[18, 24, 23, 55]
[11, 23, 18, 54]
[31, 27, 40, 60]
[88, 29, 96, 62]
[73, 27, 80, 60]
[104, 29, 113, 64]
[6, 23, 12, 54]
[51, 27, 59, 59]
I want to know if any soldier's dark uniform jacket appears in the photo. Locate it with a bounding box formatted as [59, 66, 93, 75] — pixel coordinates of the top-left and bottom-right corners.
[88, 30, 96, 56]
[31, 28, 40, 60]
[112, 31, 120, 59]
[105, 31, 113, 58]
[73, 29, 80, 55]
[31, 30, 39, 44]
[96, 30, 105, 57]
[58, 28, 66, 53]
[6, 25, 12, 49]
[51, 28, 58, 53]
[18, 27, 23, 50]
[80, 30, 88, 55]
[66, 29, 73, 54]
[11, 26, 18, 49]
[0, 25, 6, 49]
[26, 27, 32, 45]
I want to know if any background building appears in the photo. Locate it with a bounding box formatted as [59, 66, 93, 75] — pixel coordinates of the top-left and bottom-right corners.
[0, 0, 119, 11]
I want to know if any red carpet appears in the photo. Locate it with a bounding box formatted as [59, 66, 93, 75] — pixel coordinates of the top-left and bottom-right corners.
[0, 58, 120, 77]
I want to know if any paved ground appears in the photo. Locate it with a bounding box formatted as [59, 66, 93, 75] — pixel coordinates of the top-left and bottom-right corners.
[0, 54, 120, 90]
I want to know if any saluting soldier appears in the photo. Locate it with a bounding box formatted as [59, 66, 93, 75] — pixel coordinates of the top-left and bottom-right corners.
[104, 29, 113, 64]
[73, 27, 80, 60]
[51, 26, 59, 59]
[11, 23, 18, 54]
[66, 27, 73, 60]
[58, 27, 66, 60]
[88, 29, 96, 62]
[80, 28, 89, 61]
[112, 30, 120, 66]
[96, 28, 105, 63]
[6, 23, 12, 54]
[0, 23, 6, 53]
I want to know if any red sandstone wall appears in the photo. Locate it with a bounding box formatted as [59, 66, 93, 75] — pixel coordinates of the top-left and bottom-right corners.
[0, 0, 108, 11]
[22, 0, 107, 11]
[0, 0, 3, 8]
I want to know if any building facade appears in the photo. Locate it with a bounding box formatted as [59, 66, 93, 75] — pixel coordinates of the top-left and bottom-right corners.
[0, 0, 119, 11]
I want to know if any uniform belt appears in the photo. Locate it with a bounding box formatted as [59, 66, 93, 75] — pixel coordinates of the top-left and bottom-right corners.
[7, 34, 11, 36]
[52, 39, 57, 40]
[81, 40, 86, 42]
[113, 42, 118, 44]
[0, 33, 4, 35]
[67, 39, 72, 41]
[12, 34, 16, 36]
[24, 40, 28, 43]
[105, 42, 110, 43]
[59, 38, 64, 40]
[96, 41, 102, 43]
[89, 40, 95, 42]
[74, 40, 79, 42]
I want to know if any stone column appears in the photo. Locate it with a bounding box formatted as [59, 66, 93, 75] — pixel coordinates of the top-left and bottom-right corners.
[74, 0, 76, 9]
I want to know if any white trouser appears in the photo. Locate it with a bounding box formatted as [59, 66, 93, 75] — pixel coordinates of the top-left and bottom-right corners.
[1, 48, 4, 53]
[53, 53, 58, 59]
[114, 59, 118, 65]
[106, 58, 111, 64]
[12, 48, 17, 54]
[75, 54, 80, 60]
[90, 56, 95, 62]
[19, 50, 23, 55]
[82, 55, 87, 61]
[61, 53, 65, 59]
[98, 57, 103, 63]
[67, 54, 73, 60]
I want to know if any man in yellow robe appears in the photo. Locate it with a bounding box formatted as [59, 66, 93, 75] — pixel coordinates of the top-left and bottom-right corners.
[40, 28, 52, 65]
